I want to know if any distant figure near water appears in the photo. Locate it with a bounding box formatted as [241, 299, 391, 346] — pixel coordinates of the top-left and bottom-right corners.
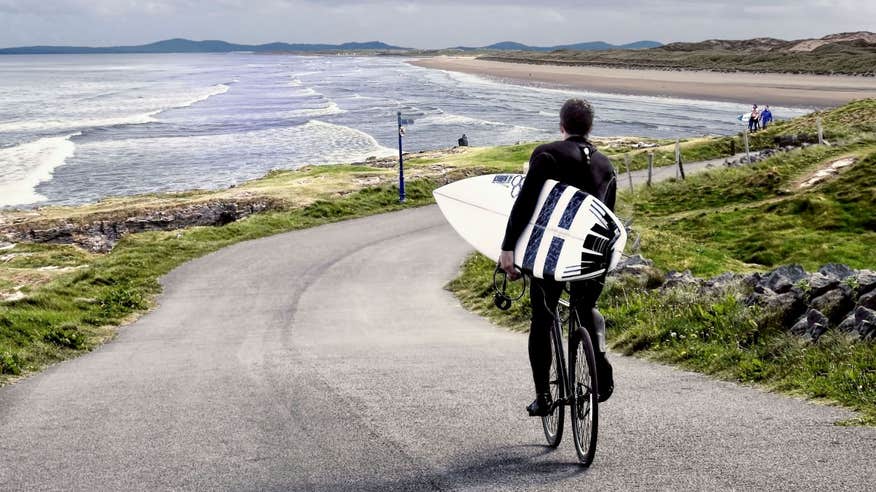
[458, 134, 469, 147]
[748, 104, 761, 132]
[760, 106, 773, 130]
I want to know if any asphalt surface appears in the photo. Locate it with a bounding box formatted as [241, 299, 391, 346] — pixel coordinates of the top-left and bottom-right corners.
[1, 205, 874, 491]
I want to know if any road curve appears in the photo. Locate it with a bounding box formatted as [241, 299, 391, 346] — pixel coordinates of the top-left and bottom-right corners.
[1, 206, 874, 490]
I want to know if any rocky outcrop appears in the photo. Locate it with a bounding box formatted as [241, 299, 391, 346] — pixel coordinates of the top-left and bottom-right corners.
[0, 197, 282, 253]
[612, 259, 876, 343]
[745, 264, 875, 341]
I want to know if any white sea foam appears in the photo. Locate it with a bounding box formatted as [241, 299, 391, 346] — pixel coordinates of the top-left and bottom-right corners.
[0, 84, 230, 134]
[288, 100, 347, 117]
[420, 112, 542, 132]
[298, 120, 396, 161]
[0, 133, 79, 207]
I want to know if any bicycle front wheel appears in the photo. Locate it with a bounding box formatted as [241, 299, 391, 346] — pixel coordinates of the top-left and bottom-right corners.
[541, 323, 565, 447]
[569, 318, 599, 466]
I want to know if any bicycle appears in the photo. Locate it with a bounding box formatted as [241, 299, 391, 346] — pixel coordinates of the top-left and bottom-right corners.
[494, 266, 608, 466]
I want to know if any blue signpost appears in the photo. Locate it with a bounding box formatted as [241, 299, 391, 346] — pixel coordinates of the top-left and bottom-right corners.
[397, 111, 414, 203]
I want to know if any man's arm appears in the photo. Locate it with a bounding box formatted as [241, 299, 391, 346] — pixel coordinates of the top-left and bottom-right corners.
[499, 151, 554, 276]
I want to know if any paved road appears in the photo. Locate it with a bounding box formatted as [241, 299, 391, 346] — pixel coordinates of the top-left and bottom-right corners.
[1, 206, 874, 490]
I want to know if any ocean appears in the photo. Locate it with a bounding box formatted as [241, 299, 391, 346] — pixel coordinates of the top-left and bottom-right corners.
[0, 53, 811, 208]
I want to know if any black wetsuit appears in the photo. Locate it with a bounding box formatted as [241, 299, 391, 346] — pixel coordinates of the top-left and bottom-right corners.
[501, 135, 617, 395]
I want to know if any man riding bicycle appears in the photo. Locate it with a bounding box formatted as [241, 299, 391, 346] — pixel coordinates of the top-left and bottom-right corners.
[498, 98, 617, 416]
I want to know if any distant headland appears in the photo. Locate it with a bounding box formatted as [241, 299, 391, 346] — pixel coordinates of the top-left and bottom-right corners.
[0, 38, 662, 55]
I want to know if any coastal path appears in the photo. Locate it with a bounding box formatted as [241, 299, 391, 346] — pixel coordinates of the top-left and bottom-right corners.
[1, 203, 874, 490]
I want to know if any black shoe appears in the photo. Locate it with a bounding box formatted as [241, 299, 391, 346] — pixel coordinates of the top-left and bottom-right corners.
[526, 392, 553, 417]
[597, 354, 614, 403]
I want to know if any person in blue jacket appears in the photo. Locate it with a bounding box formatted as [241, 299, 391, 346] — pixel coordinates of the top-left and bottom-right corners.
[760, 106, 773, 130]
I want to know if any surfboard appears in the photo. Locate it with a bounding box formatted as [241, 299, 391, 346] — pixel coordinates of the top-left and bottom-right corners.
[433, 174, 627, 282]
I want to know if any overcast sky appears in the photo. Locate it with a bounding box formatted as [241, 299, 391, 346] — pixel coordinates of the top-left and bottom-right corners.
[0, 0, 873, 48]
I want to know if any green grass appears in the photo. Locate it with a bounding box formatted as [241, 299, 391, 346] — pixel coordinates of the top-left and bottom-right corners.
[622, 145, 876, 275]
[0, 179, 438, 382]
[601, 285, 876, 424]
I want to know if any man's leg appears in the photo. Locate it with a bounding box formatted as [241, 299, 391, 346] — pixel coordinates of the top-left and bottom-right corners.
[527, 278, 563, 415]
[571, 281, 614, 402]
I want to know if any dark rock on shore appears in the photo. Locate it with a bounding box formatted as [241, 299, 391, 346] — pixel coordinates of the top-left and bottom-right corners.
[0, 198, 282, 253]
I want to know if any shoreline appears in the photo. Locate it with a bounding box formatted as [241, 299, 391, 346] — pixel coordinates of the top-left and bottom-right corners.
[410, 57, 876, 108]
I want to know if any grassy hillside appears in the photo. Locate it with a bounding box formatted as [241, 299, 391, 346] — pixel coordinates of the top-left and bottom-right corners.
[481, 39, 876, 75]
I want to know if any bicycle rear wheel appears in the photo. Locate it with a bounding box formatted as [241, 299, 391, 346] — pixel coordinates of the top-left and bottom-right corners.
[569, 314, 599, 466]
[541, 322, 565, 447]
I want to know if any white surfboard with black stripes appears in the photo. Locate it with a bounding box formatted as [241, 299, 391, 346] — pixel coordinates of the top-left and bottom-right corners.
[433, 174, 626, 282]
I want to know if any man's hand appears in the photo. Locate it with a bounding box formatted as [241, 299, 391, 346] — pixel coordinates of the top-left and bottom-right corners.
[499, 250, 520, 280]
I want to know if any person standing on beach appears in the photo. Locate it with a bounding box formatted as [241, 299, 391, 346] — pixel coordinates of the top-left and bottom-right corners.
[748, 104, 760, 132]
[760, 106, 773, 130]
[498, 98, 617, 415]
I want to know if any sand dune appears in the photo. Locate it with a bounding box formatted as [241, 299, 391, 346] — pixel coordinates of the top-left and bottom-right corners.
[411, 57, 876, 107]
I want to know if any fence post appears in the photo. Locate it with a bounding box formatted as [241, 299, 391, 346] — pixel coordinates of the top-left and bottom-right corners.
[646, 152, 653, 187]
[817, 117, 824, 145]
[675, 139, 685, 179]
[743, 129, 751, 164]
[624, 154, 634, 192]
[677, 146, 686, 180]
[397, 111, 405, 203]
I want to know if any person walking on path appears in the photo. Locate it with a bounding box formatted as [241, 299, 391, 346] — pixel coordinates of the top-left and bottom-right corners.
[760, 106, 773, 130]
[498, 98, 617, 416]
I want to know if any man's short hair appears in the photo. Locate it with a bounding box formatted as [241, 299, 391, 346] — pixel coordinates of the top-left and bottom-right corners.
[560, 99, 594, 136]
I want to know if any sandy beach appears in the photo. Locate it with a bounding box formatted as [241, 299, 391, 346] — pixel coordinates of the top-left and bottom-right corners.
[411, 57, 876, 108]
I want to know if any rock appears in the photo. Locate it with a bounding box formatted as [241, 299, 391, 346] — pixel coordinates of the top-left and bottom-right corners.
[837, 313, 857, 333]
[855, 307, 876, 340]
[0, 198, 280, 253]
[742, 272, 762, 290]
[702, 272, 744, 295]
[790, 309, 830, 341]
[810, 288, 854, 324]
[790, 316, 810, 335]
[807, 272, 839, 298]
[662, 270, 697, 290]
[856, 270, 876, 296]
[818, 263, 855, 281]
[859, 290, 876, 311]
[616, 254, 653, 269]
[808, 322, 830, 342]
[747, 289, 805, 326]
[805, 309, 830, 341]
[763, 264, 807, 294]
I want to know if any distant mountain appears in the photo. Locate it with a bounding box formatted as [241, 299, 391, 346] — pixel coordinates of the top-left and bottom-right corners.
[0, 38, 408, 55]
[454, 40, 662, 52]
